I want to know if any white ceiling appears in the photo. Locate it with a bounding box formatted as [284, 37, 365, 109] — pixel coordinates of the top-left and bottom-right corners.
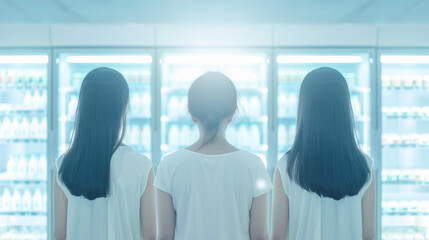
[0, 0, 429, 24]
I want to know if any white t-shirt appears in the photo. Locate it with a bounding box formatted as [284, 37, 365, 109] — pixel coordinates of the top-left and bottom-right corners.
[154, 149, 272, 240]
[56, 146, 153, 240]
[276, 154, 374, 240]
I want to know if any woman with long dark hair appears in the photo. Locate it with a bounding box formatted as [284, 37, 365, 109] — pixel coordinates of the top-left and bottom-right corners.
[54, 67, 156, 240]
[154, 72, 272, 240]
[271, 67, 375, 240]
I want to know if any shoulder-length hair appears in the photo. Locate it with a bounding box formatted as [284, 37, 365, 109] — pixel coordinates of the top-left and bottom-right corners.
[287, 67, 369, 200]
[59, 67, 129, 200]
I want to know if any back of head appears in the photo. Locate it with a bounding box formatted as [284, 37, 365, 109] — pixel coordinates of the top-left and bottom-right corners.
[288, 67, 369, 200]
[59, 67, 129, 200]
[188, 72, 237, 146]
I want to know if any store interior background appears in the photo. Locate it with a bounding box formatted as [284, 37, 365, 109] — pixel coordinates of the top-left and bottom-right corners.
[1, 1, 429, 240]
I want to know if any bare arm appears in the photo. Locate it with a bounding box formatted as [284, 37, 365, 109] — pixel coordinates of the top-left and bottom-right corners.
[249, 193, 269, 240]
[156, 189, 176, 240]
[141, 169, 156, 240]
[54, 169, 67, 240]
[362, 172, 375, 240]
[271, 168, 289, 240]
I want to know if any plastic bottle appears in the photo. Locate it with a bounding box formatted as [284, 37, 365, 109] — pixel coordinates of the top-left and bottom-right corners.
[32, 189, 42, 211]
[23, 90, 33, 106]
[140, 125, 151, 147]
[12, 190, 21, 211]
[351, 96, 362, 117]
[278, 93, 288, 117]
[39, 117, 47, 139]
[278, 125, 288, 148]
[38, 155, 47, 180]
[131, 125, 140, 145]
[32, 90, 41, 109]
[40, 90, 47, 108]
[131, 94, 141, 115]
[180, 125, 191, 147]
[249, 97, 261, 117]
[0, 117, 11, 139]
[22, 190, 32, 211]
[68, 96, 78, 117]
[168, 125, 180, 146]
[42, 191, 47, 212]
[30, 117, 39, 139]
[17, 155, 28, 178]
[250, 125, 260, 146]
[288, 94, 298, 117]
[2, 189, 12, 211]
[7, 155, 18, 176]
[141, 93, 151, 117]
[28, 155, 38, 179]
[168, 97, 180, 118]
[179, 97, 187, 117]
[11, 117, 20, 139]
[20, 117, 30, 139]
[239, 97, 249, 117]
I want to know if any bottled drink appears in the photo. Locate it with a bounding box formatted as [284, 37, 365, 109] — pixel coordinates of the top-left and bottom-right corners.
[11, 117, 20, 139]
[30, 117, 39, 138]
[131, 94, 141, 115]
[32, 189, 42, 211]
[2, 189, 12, 211]
[22, 190, 32, 211]
[20, 117, 30, 139]
[7, 155, 17, 176]
[12, 190, 22, 211]
[38, 155, 47, 180]
[17, 155, 28, 178]
[28, 155, 38, 179]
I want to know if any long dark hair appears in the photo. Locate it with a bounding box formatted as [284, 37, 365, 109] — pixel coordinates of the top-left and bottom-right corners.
[59, 67, 129, 200]
[188, 72, 237, 147]
[286, 67, 369, 200]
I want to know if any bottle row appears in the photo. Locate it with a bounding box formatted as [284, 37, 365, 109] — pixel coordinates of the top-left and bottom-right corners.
[124, 124, 151, 147]
[0, 90, 47, 112]
[279, 93, 365, 118]
[0, 227, 46, 240]
[382, 169, 429, 183]
[278, 124, 296, 148]
[167, 95, 264, 118]
[163, 124, 265, 148]
[130, 93, 151, 116]
[382, 74, 429, 88]
[278, 70, 359, 86]
[0, 117, 47, 140]
[70, 70, 151, 87]
[3, 154, 47, 180]
[0, 188, 47, 212]
[382, 106, 429, 118]
[382, 229, 425, 240]
[382, 134, 429, 146]
[382, 201, 429, 215]
[0, 70, 46, 86]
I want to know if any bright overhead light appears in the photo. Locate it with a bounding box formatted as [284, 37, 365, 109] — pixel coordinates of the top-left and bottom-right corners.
[163, 55, 266, 65]
[380, 55, 429, 64]
[277, 55, 364, 64]
[66, 56, 152, 64]
[0, 55, 49, 64]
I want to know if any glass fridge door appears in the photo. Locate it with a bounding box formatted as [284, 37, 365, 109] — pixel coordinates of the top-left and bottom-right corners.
[381, 54, 429, 239]
[0, 54, 49, 239]
[276, 53, 372, 160]
[159, 52, 269, 166]
[57, 52, 153, 158]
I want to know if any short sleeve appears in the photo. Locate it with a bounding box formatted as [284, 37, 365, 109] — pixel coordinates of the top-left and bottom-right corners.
[139, 156, 153, 197]
[275, 155, 290, 196]
[359, 156, 375, 196]
[153, 161, 170, 194]
[252, 158, 273, 198]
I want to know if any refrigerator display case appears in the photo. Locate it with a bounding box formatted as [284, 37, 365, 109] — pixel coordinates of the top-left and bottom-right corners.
[275, 52, 373, 160]
[55, 51, 153, 159]
[0, 54, 49, 240]
[159, 51, 269, 166]
[380, 54, 429, 239]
